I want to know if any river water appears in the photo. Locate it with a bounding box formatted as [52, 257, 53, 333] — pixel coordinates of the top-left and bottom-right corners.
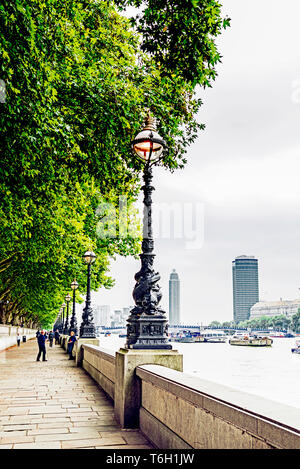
[99, 335, 300, 410]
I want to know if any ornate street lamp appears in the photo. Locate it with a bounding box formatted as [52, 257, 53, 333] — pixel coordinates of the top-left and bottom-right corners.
[79, 251, 97, 338]
[69, 279, 79, 335]
[61, 302, 66, 334]
[57, 307, 63, 333]
[63, 295, 71, 334]
[126, 111, 171, 349]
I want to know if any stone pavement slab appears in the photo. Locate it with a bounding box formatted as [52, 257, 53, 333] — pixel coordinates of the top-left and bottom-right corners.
[0, 340, 153, 449]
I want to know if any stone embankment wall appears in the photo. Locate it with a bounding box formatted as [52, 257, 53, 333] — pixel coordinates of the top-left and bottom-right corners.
[79, 343, 300, 449]
[136, 364, 300, 449]
[0, 324, 37, 352]
[81, 344, 115, 400]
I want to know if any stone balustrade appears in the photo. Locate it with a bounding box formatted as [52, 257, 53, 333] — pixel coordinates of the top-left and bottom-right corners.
[74, 342, 300, 449]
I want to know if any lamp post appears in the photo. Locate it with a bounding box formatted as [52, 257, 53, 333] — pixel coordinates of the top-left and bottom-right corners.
[63, 295, 71, 334]
[61, 303, 66, 334]
[57, 308, 63, 333]
[80, 251, 97, 339]
[69, 279, 79, 335]
[126, 111, 171, 349]
[53, 313, 58, 331]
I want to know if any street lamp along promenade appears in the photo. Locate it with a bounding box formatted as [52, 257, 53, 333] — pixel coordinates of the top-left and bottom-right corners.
[69, 279, 79, 335]
[79, 250, 97, 339]
[61, 303, 66, 334]
[57, 307, 63, 333]
[63, 293, 71, 334]
[126, 111, 172, 350]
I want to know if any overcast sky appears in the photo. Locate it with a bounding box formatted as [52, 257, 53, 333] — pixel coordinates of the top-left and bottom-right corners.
[92, 0, 300, 325]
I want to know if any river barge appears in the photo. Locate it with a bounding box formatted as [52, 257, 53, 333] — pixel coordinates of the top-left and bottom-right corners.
[229, 333, 273, 347]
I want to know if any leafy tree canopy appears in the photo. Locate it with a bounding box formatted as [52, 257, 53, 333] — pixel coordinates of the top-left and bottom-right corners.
[115, 0, 231, 86]
[0, 0, 229, 327]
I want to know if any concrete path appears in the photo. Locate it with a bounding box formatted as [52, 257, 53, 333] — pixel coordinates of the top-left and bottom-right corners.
[0, 339, 153, 449]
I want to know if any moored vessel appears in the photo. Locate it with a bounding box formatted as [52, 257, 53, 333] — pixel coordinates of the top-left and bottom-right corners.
[229, 333, 273, 347]
[198, 330, 227, 343]
[173, 335, 195, 343]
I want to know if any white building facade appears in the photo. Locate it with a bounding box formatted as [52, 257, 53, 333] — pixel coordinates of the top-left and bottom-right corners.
[250, 299, 300, 319]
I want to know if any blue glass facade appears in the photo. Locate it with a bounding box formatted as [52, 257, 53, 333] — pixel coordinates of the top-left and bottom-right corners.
[232, 256, 259, 323]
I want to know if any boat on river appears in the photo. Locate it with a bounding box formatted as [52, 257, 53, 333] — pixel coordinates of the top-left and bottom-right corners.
[198, 330, 227, 343]
[291, 339, 300, 354]
[229, 332, 273, 347]
[172, 330, 228, 343]
[173, 335, 195, 343]
[194, 335, 205, 343]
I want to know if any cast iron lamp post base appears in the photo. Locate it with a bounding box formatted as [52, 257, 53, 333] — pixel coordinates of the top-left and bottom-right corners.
[125, 164, 171, 350]
[79, 254, 96, 339]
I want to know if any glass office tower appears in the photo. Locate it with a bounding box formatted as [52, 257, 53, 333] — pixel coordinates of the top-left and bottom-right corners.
[232, 255, 259, 323]
[169, 269, 180, 325]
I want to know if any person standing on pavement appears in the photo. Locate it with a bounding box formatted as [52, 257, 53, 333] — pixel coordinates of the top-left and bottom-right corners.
[67, 331, 76, 360]
[54, 329, 60, 345]
[36, 330, 47, 362]
[17, 333, 21, 347]
[48, 330, 54, 347]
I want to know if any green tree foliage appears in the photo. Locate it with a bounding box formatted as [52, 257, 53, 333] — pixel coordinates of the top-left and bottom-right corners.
[116, 0, 231, 86]
[291, 310, 300, 333]
[227, 315, 292, 332]
[0, 0, 229, 327]
[209, 320, 221, 328]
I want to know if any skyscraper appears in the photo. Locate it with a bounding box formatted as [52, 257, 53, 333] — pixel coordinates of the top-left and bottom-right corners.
[232, 255, 259, 323]
[169, 269, 180, 325]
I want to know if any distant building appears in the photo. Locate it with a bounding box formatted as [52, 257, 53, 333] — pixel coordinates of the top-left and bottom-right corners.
[250, 299, 300, 319]
[76, 303, 111, 328]
[122, 307, 130, 323]
[169, 269, 180, 325]
[232, 255, 259, 323]
[95, 305, 111, 327]
[113, 309, 123, 327]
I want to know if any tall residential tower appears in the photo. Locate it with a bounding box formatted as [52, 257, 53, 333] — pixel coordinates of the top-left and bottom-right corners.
[232, 255, 259, 323]
[169, 269, 180, 325]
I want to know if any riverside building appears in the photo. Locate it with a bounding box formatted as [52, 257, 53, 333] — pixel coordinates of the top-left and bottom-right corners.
[250, 299, 300, 319]
[232, 255, 259, 323]
[169, 269, 180, 325]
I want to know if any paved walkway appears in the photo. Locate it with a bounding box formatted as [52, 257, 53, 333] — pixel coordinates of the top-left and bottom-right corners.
[0, 339, 153, 449]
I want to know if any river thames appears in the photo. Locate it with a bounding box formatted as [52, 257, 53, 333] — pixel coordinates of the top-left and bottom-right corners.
[99, 335, 300, 410]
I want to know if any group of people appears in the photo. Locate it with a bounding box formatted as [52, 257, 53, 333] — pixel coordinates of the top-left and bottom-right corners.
[35, 329, 77, 362]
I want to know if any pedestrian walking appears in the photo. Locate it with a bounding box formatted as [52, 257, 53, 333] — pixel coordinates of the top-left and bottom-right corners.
[67, 331, 76, 360]
[36, 330, 47, 362]
[54, 329, 60, 345]
[48, 330, 54, 347]
[17, 333, 21, 347]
